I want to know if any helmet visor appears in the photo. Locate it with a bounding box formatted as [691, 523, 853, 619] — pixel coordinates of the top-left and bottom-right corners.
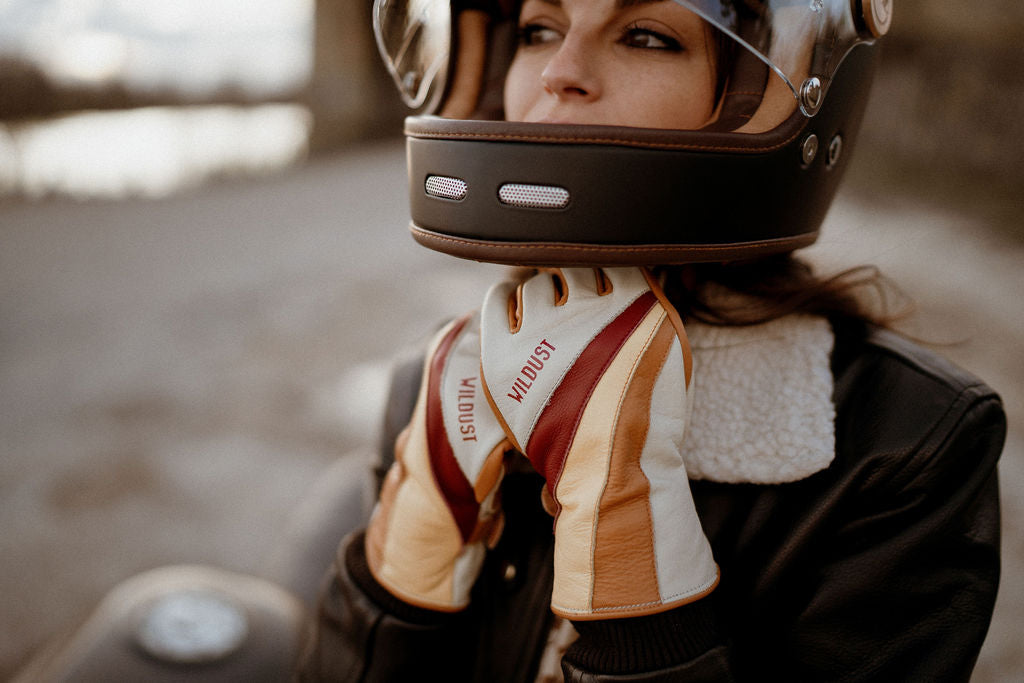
[373, 0, 453, 110]
[374, 0, 887, 117]
[675, 0, 889, 114]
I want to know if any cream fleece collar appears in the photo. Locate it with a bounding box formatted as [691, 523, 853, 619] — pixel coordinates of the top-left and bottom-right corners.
[681, 314, 836, 484]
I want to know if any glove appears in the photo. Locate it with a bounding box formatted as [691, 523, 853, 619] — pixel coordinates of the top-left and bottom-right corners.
[479, 267, 719, 620]
[365, 312, 511, 611]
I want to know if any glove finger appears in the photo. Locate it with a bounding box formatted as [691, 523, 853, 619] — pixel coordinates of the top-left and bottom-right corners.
[481, 279, 519, 336]
[480, 270, 661, 453]
[601, 266, 653, 295]
[516, 269, 609, 339]
[558, 267, 603, 302]
[517, 269, 569, 325]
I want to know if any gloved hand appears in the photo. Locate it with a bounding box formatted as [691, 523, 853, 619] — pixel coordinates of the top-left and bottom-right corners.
[479, 267, 718, 620]
[365, 312, 511, 611]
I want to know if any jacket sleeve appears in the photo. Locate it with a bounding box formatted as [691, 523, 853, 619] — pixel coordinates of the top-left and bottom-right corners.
[784, 388, 1004, 682]
[561, 383, 1004, 681]
[295, 531, 473, 682]
[560, 599, 736, 682]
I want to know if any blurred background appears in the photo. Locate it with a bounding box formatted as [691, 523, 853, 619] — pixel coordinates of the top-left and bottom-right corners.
[1, 0, 1022, 679]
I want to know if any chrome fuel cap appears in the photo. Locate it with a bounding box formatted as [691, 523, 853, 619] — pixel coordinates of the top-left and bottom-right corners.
[135, 590, 248, 664]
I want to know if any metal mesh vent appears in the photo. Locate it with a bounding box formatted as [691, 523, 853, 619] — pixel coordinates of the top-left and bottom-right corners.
[498, 183, 570, 209]
[425, 175, 468, 201]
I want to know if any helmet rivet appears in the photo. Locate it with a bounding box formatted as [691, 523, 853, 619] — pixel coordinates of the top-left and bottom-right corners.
[801, 134, 819, 166]
[827, 135, 843, 167]
[863, 0, 893, 38]
[800, 77, 823, 113]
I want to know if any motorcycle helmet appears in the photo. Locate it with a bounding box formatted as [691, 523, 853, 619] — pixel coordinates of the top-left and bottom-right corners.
[374, 0, 891, 266]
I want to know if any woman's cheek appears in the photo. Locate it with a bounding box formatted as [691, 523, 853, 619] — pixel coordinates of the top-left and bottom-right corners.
[658, 67, 716, 128]
[503, 59, 540, 122]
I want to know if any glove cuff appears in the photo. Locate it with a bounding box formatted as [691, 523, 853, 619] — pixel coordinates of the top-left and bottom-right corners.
[565, 597, 722, 675]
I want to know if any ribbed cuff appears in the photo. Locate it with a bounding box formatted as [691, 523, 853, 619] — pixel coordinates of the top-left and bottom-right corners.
[344, 531, 463, 626]
[565, 598, 722, 675]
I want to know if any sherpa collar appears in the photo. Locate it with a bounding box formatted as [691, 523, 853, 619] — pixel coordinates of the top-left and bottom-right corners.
[681, 314, 836, 484]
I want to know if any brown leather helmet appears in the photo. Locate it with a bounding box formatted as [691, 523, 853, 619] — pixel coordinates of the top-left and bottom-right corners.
[374, 0, 892, 266]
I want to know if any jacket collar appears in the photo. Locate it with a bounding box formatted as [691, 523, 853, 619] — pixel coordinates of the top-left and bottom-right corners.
[682, 314, 835, 484]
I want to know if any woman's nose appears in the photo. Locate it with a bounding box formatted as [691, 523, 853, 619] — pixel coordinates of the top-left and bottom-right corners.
[540, 37, 600, 101]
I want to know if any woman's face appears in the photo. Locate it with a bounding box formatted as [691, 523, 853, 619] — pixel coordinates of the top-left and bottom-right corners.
[504, 0, 719, 128]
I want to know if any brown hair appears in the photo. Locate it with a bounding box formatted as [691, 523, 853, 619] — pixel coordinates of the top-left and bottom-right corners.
[510, 255, 909, 328]
[656, 256, 911, 328]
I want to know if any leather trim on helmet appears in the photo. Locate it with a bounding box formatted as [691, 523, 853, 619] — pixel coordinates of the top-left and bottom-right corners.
[410, 225, 819, 267]
[406, 112, 808, 154]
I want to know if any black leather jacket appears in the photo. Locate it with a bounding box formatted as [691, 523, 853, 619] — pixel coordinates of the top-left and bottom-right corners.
[298, 318, 1004, 682]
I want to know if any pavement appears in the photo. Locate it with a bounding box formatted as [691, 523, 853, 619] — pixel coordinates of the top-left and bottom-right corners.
[1, 139, 1022, 680]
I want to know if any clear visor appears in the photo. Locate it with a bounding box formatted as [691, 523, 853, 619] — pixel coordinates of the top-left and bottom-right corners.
[678, 0, 889, 115]
[373, 0, 452, 110]
[373, 0, 888, 117]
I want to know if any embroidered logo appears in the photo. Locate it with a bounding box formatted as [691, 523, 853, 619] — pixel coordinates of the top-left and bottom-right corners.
[507, 340, 556, 404]
[457, 377, 478, 441]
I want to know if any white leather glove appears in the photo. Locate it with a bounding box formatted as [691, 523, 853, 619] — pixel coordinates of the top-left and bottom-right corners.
[479, 267, 718, 620]
[365, 312, 511, 611]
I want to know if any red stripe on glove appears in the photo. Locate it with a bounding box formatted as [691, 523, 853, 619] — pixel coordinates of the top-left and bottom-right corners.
[525, 292, 657, 509]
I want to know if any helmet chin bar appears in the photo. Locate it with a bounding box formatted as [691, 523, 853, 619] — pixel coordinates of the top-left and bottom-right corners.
[408, 225, 819, 268]
[403, 44, 878, 268]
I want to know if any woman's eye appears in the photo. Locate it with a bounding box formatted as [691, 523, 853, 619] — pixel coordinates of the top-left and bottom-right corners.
[621, 27, 682, 51]
[518, 24, 562, 47]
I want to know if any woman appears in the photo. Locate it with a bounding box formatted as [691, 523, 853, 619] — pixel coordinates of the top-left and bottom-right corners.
[299, 1, 1003, 680]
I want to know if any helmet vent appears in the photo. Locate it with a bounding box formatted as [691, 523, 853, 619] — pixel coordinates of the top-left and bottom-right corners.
[425, 175, 468, 201]
[498, 184, 570, 210]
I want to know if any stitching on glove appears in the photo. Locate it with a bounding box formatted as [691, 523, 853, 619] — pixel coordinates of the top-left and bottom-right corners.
[553, 573, 719, 616]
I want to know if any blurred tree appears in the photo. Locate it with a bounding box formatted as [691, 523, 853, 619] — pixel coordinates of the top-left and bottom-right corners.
[306, 0, 406, 152]
[853, 0, 1024, 236]
[0, 58, 55, 119]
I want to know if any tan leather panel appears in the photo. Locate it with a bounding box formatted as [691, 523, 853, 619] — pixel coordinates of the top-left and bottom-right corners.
[591, 318, 675, 611]
[473, 441, 510, 502]
[365, 353, 435, 584]
[378, 475, 461, 607]
[551, 305, 665, 615]
[365, 454, 402, 576]
[367, 330, 464, 608]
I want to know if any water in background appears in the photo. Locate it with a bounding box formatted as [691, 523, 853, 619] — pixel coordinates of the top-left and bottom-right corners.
[0, 0, 314, 199]
[0, 105, 311, 199]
